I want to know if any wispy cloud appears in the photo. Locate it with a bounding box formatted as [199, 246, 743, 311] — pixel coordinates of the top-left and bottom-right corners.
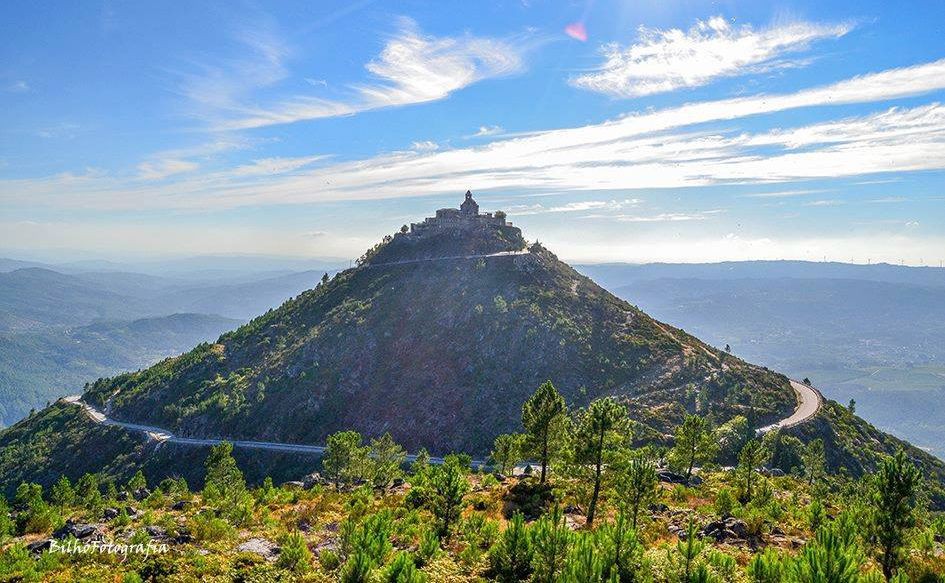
[4, 80, 30, 93]
[411, 141, 439, 152]
[471, 125, 504, 137]
[742, 189, 823, 198]
[136, 159, 200, 181]
[571, 16, 851, 97]
[212, 18, 524, 131]
[6, 59, 945, 211]
[509, 199, 641, 215]
[230, 155, 328, 177]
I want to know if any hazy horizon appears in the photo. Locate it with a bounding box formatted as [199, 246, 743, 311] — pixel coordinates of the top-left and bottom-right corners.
[3, 1, 945, 265]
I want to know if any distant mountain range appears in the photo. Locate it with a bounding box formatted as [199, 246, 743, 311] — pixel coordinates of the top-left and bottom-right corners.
[0, 257, 345, 426]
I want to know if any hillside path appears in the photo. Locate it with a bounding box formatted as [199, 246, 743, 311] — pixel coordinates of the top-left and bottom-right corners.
[756, 380, 823, 434]
[63, 377, 822, 461]
[365, 249, 530, 268]
[60, 396, 483, 465]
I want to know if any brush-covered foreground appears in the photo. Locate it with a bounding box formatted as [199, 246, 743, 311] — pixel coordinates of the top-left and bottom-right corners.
[1, 443, 942, 582]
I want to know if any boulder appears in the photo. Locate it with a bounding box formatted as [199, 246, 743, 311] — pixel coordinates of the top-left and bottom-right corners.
[281, 481, 305, 490]
[103, 508, 119, 520]
[132, 488, 151, 501]
[688, 475, 703, 486]
[237, 538, 281, 561]
[657, 471, 688, 484]
[302, 473, 327, 489]
[27, 539, 53, 554]
[145, 525, 168, 539]
[53, 521, 104, 541]
[171, 500, 187, 511]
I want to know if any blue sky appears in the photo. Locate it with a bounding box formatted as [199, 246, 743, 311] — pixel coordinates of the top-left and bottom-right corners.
[2, 0, 944, 264]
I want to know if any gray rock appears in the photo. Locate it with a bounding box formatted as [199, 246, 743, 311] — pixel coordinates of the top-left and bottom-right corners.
[132, 488, 151, 501]
[657, 471, 688, 484]
[53, 521, 104, 540]
[103, 508, 119, 520]
[27, 539, 53, 553]
[302, 473, 326, 489]
[171, 500, 187, 511]
[237, 537, 280, 560]
[145, 525, 167, 539]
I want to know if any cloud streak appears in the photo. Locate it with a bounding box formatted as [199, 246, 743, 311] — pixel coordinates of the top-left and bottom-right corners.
[571, 16, 851, 97]
[5, 59, 945, 211]
[213, 18, 524, 130]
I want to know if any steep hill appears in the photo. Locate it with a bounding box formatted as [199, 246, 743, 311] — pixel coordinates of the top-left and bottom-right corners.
[2, 213, 944, 503]
[76, 222, 795, 456]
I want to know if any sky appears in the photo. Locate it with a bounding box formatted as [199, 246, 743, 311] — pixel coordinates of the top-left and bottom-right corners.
[1, 0, 944, 265]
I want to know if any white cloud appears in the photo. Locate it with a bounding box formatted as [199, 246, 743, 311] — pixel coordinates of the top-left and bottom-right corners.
[508, 199, 640, 215]
[571, 16, 851, 97]
[473, 125, 504, 137]
[231, 155, 328, 176]
[6, 59, 945, 211]
[216, 18, 524, 130]
[411, 141, 439, 152]
[742, 189, 823, 198]
[136, 159, 200, 181]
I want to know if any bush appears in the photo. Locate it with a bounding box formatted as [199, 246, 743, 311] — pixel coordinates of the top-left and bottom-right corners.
[190, 512, 236, 542]
[276, 531, 312, 573]
[714, 487, 736, 518]
[487, 512, 533, 582]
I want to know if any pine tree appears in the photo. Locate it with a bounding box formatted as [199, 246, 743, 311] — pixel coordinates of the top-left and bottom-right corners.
[598, 510, 646, 582]
[50, 475, 75, 510]
[615, 454, 658, 529]
[869, 449, 921, 580]
[323, 431, 369, 490]
[522, 380, 568, 484]
[573, 397, 628, 525]
[737, 439, 768, 502]
[490, 433, 524, 476]
[127, 470, 147, 492]
[370, 432, 406, 489]
[487, 512, 533, 582]
[560, 535, 605, 583]
[428, 455, 470, 539]
[277, 531, 313, 573]
[802, 439, 826, 486]
[530, 507, 572, 583]
[669, 414, 718, 484]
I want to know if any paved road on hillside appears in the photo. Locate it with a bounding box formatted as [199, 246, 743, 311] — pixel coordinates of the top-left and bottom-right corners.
[63, 376, 822, 460]
[757, 380, 823, 434]
[61, 396, 481, 465]
[365, 249, 530, 268]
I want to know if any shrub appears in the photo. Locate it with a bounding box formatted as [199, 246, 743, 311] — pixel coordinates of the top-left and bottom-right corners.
[487, 512, 533, 582]
[714, 487, 736, 518]
[276, 531, 312, 573]
[382, 551, 425, 583]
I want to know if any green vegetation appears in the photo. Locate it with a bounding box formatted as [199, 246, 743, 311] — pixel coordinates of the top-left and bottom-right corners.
[0, 386, 942, 581]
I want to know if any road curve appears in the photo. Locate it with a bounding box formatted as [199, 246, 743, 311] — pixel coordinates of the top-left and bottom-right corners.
[60, 396, 485, 466]
[757, 380, 823, 434]
[64, 377, 821, 464]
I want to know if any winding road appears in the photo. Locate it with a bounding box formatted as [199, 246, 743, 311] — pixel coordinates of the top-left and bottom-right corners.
[61, 377, 821, 461]
[756, 380, 823, 434]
